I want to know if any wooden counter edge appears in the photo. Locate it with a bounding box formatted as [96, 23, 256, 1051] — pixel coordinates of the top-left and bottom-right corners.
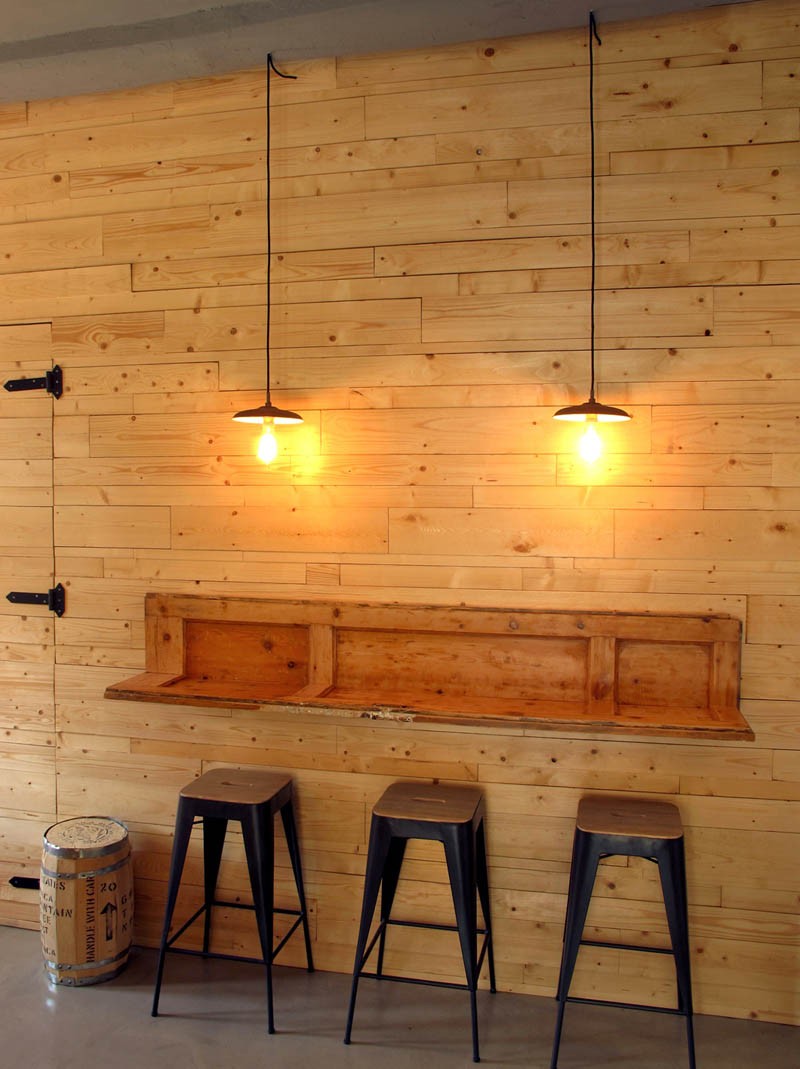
[104, 674, 754, 741]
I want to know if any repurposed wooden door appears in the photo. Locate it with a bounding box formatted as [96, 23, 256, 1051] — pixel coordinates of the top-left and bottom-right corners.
[0, 322, 58, 928]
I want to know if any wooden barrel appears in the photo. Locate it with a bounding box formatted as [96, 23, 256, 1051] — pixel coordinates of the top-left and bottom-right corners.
[40, 816, 134, 986]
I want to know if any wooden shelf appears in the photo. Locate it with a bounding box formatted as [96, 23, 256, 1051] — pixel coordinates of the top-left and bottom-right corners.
[105, 594, 753, 741]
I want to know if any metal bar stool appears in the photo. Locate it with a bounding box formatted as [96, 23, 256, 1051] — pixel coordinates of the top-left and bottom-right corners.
[550, 794, 695, 1069]
[151, 766, 314, 1033]
[344, 780, 496, 1063]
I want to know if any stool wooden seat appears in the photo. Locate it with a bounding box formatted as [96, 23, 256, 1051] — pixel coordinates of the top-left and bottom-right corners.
[577, 794, 684, 839]
[550, 794, 695, 1069]
[151, 766, 314, 1033]
[344, 780, 496, 1063]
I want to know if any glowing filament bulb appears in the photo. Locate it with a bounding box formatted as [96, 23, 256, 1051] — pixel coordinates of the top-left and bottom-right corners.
[578, 421, 602, 464]
[256, 421, 279, 465]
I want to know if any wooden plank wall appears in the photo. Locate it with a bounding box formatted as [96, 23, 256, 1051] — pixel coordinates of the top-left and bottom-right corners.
[0, 0, 797, 1024]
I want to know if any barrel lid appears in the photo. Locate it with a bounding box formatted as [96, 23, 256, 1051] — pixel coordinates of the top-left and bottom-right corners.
[43, 816, 128, 857]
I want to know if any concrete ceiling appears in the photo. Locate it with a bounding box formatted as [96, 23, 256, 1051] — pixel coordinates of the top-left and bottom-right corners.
[0, 0, 751, 104]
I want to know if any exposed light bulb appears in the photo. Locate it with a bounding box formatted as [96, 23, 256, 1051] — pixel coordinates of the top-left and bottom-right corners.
[578, 421, 602, 464]
[256, 422, 279, 464]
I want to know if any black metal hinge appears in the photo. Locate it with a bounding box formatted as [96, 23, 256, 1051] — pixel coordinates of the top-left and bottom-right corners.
[3, 364, 63, 399]
[6, 583, 65, 616]
[9, 876, 40, 891]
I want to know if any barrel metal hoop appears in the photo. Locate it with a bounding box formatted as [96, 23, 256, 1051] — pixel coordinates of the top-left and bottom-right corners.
[43, 961, 129, 987]
[41, 853, 130, 881]
[43, 946, 130, 973]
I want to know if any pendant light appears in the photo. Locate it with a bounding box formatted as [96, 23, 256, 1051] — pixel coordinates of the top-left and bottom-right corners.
[233, 53, 302, 465]
[553, 12, 630, 462]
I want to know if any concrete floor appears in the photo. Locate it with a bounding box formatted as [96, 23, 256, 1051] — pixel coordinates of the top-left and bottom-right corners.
[1, 926, 795, 1068]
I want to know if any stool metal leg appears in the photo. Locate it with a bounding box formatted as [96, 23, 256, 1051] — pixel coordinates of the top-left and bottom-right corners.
[475, 818, 496, 993]
[376, 837, 406, 978]
[201, 816, 227, 954]
[659, 838, 696, 1069]
[550, 829, 602, 1069]
[344, 818, 393, 1046]
[151, 798, 195, 1017]
[241, 807, 276, 1034]
[280, 801, 315, 972]
[443, 822, 480, 1063]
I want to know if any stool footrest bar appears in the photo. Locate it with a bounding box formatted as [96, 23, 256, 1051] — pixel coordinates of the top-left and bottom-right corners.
[165, 905, 206, 949]
[165, 904, 306, 964]
[566, 995, 689, 1017]
[581, 938, 673, 955]
[355, 917, 492, 984]
[387, 918, 490, 935]
[272, 915, 304, 959]
[165, 947, 265, 966]
[209, 897, 303, 920]
[359, 971, 477, 992]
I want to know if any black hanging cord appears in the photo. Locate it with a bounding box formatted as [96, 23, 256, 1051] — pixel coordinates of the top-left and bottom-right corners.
[552, 12, 629, 425]
[588, 11, 601, 403]
[264, 54, 297, 406]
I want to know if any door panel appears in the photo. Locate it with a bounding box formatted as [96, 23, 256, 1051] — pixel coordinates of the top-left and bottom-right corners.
[0, 324, 56, 928]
